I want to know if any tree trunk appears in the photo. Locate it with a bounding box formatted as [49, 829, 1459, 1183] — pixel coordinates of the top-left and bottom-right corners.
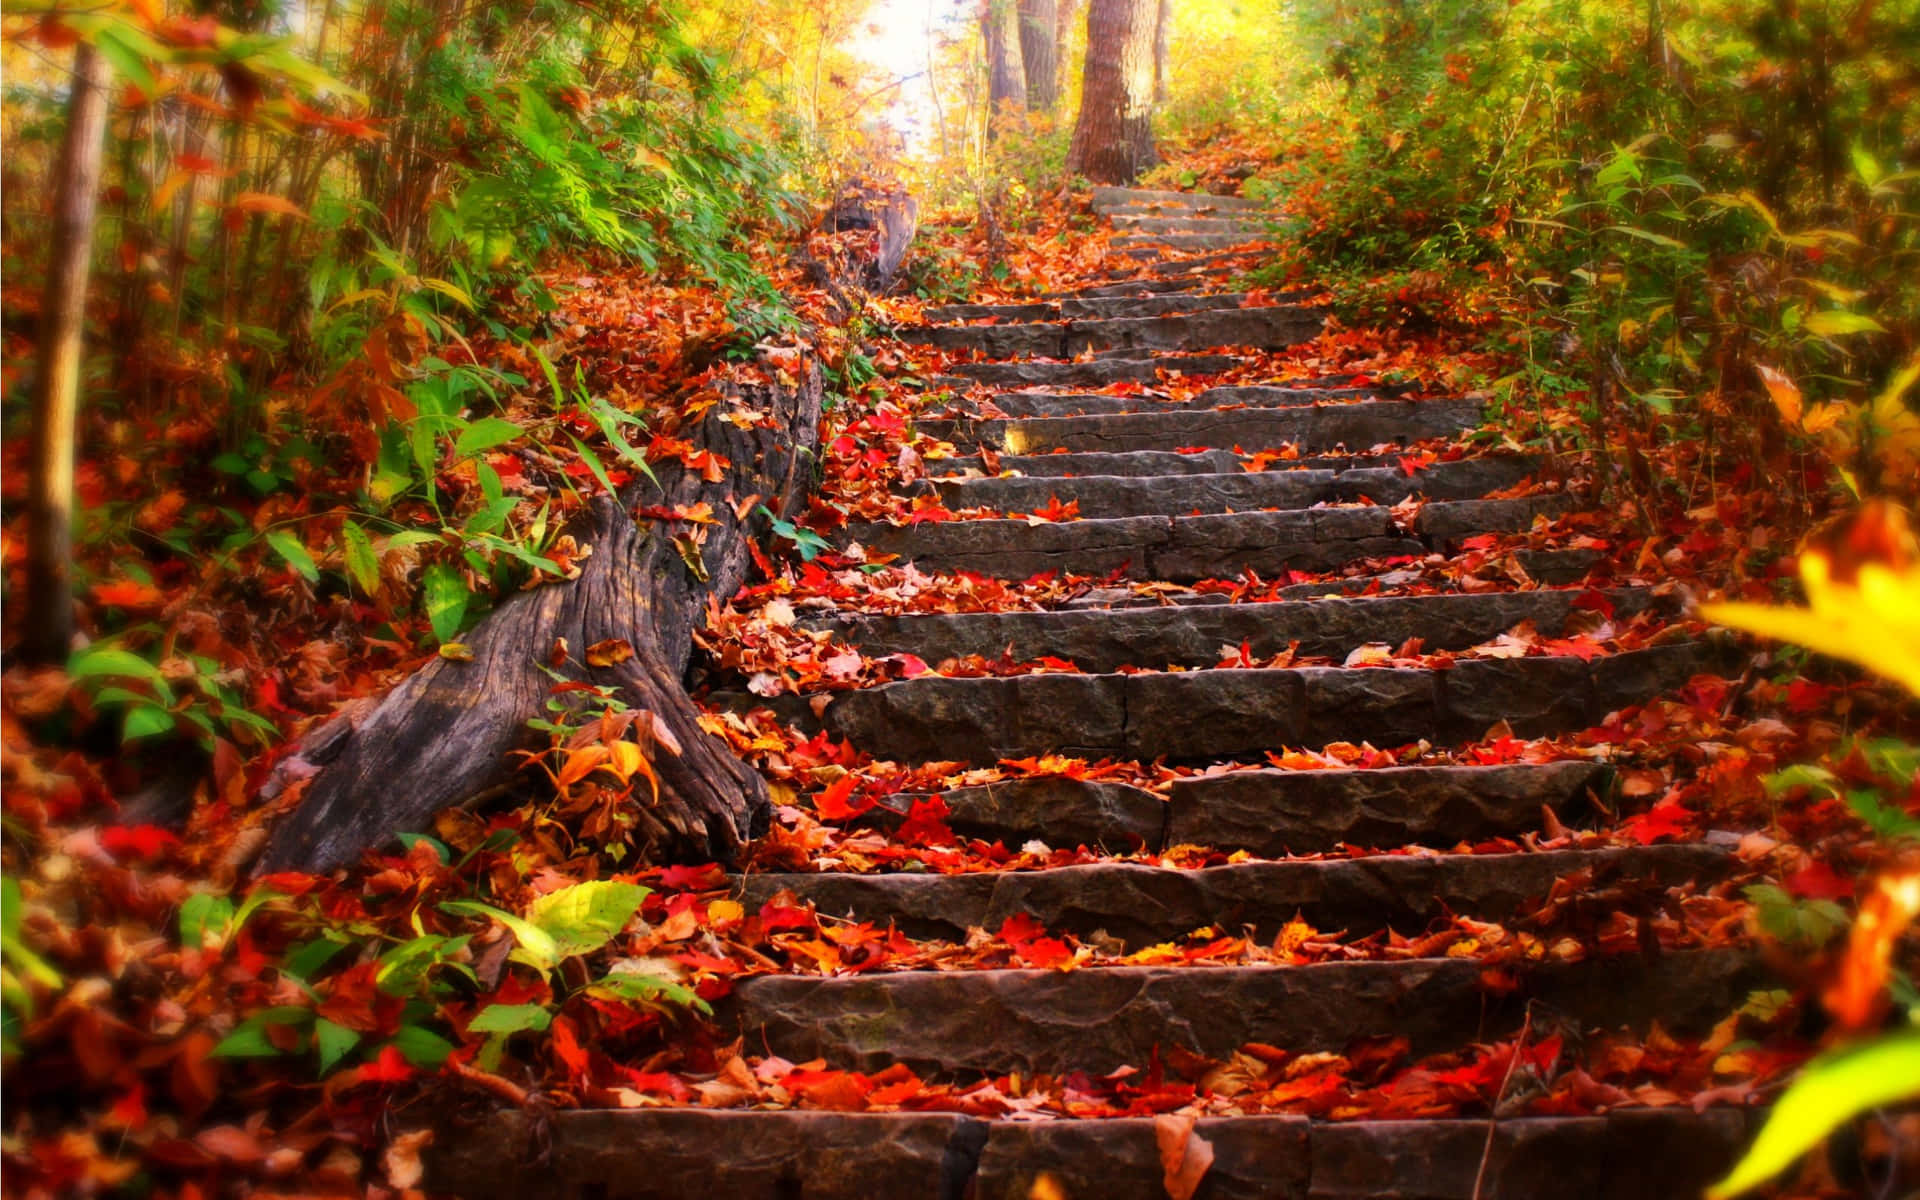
[258, 368, 825, 873]
[1067, 0, 1159, 184]
[982, 0, 1028, 123]
[23, 43, 112, 665]
[1018, 0, 1060, 111]
[1153, 0, 1171, 104]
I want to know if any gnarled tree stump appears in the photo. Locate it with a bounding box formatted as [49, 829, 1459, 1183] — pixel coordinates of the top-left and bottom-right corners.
[259, 368, 823, 873]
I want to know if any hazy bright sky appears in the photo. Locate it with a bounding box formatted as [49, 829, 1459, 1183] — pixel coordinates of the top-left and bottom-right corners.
[847, 0, 955, 150]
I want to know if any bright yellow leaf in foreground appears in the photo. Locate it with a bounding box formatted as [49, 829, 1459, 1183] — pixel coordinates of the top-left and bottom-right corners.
[1701, 551, 1920, 697]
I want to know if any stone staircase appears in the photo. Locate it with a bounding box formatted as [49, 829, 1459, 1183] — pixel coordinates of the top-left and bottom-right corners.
[425, 189, 1759, 1198]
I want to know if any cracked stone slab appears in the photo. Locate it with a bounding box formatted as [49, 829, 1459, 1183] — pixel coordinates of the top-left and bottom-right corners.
[420, 1109, 986, 1200]
[813, 589, 1650, 674]
[727, 949, 1760, 1076]
[824, 647, 1716, 763]
[1308, 1110, 1755, 1199]
[976, 1116, 1311, 1200]
[917, 398, 1484, 455]
[1165, 761, 1614, 853]
[733, 845, 1728, 948]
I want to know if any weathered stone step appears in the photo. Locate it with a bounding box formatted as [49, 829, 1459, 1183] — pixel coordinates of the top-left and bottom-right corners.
[424, 1108, 1753, 1200]
[736, 844, 1724, 947]
[823, 644, 1719, 763]
[950, 382, 1393, 420]
[925, 456, 1538, 517]
[933, 352, 1243, 390]
[916, 398, 1483, 455]
[1110, 214, 1265, 236]
[932, 448, 1355, 477]
[728, 949, 1758, 1075]
[1165, 761, 1615, 855]
[900, 306, 1324, 359]
[1092, 184, 1265, 213]
[847, 498, 1571, 582]
[839, 761, 1612, 856]
[924, 291, 1281, 322]
[1114, 231, 1266, 252]
[814, 588, 1653, 674]
[847, 507, 1417, 582]
[1065, 277, 1214, 298]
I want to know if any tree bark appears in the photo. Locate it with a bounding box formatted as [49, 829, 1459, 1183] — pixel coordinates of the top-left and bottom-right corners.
[258, 367, 825, 874]
[1153, 0, 1171, 104]
[1018, 0, 1060, 111]
[1067, 0, 1159, 184]
[23, 43, 112, 665]
[982, 0, 1028, 123]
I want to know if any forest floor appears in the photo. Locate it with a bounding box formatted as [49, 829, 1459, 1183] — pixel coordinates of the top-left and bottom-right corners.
[2, 155, 1916, 1198]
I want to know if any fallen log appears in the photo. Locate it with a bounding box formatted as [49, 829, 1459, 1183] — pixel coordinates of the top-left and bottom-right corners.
[258, 367, 823, 873]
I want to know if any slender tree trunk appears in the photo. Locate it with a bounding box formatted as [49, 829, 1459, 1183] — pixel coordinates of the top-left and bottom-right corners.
[982, 0, 1028, 123]
[1154, 0, 1172, 104]
[1067, 0, 1159, 184]
[24, 43, 112, 665]
[1018, 0, 1060, 111]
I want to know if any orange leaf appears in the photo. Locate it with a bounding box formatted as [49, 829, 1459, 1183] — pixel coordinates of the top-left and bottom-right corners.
[585, 638, 634, 667]
[1153, 1112, 1215, 1200]
[228, 191, 308, 220]
[1755, 362, 1802, 427]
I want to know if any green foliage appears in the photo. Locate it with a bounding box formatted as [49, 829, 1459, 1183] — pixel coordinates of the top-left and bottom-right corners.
[1711, 1031, 1920, 1197]
[1198, 0, 1920, 504]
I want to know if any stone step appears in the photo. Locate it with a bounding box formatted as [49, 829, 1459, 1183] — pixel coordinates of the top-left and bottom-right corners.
[1165, 761, 1616, 855]
[924, 291, 1275, 322]
[958, 384, 1382, 420]
[932, 448, 1359, 477]
[899, 305, 1324, 359]
[1113, 231, 1266, 252]
[735, 844, 1725, 948]
[423, 1108, 1753, 1200]
[813, 587, 1654, 674]
[1064, 277, 1216, 298]
[934, 352, 1244, 390]
[822, 643, 1719, 764]
[835, 760, 1613, 854]
[846, 498, 1572, 582]
[1110, 214, 1266, 236]
[925, 456, 1539, 518]
[728, 948, 1759, 1075]
[916, 398, 1484, 455]
[1091, 184, 1265, 213]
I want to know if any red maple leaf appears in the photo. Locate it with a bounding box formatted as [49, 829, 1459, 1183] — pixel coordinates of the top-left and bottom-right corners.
[1620, 796, 1691, 845]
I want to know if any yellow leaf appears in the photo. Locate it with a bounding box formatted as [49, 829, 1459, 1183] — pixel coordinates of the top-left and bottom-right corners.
[1701, 553, 1920, 697]
[707, 899, 745, 925]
